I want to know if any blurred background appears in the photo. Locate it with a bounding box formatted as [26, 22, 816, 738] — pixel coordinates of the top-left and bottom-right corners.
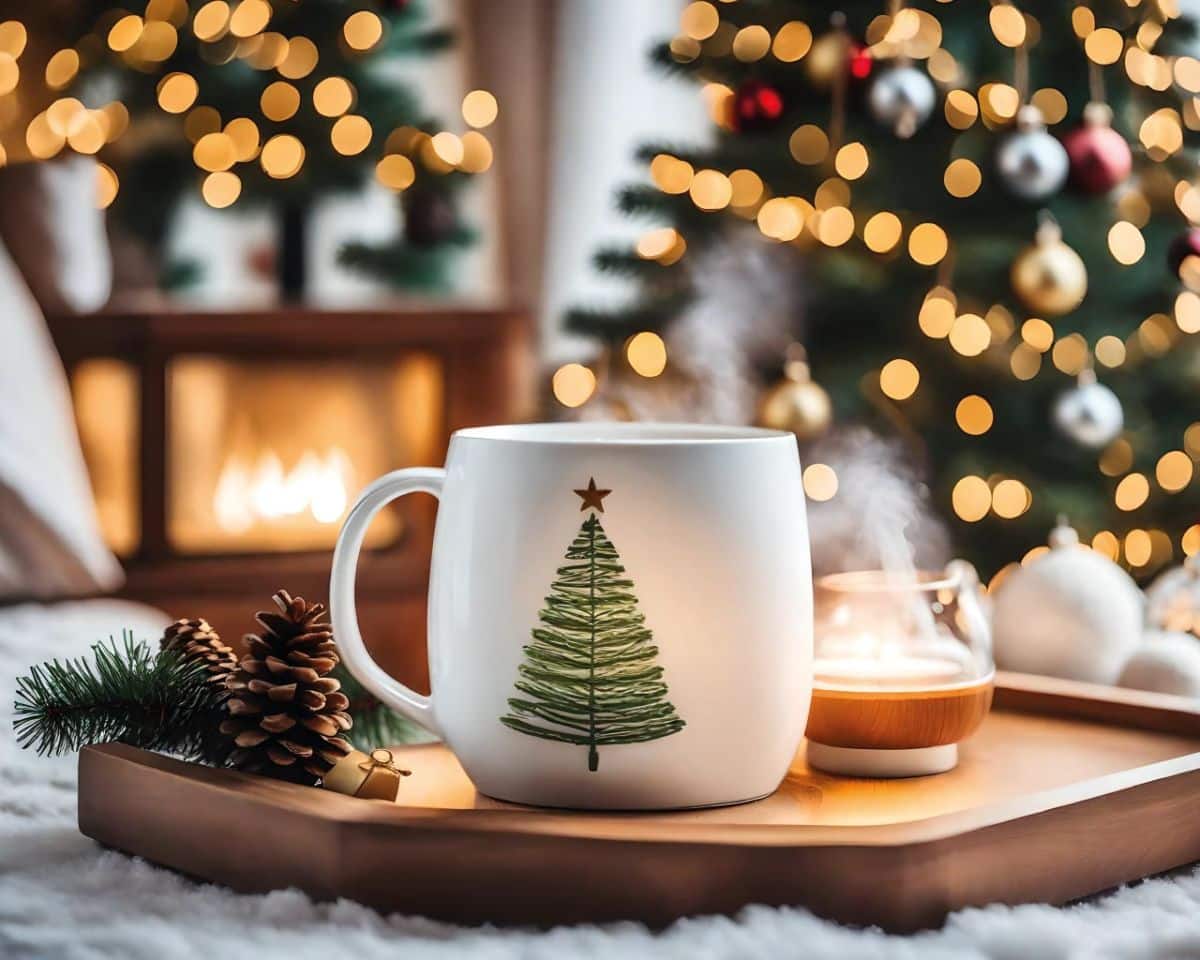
[3, 0, 1200, 687]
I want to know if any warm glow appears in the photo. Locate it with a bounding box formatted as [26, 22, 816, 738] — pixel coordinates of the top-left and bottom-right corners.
[313, 77, 354, 117]
[732, 25, 771, 62]
[1032, 88, 1069, 124]
[1115, 473, 1150, 511]
[1051, 335, 1088, 375]
[462, 89, 499, 128]
[789, 125, 828, 164]
[1100, 438, 1134, 477]
[193, 132, 236, 172]
[343, 10, 383, 50]
[908, 222, 948, 265]
[260, 134, 305, 178]
[108, 15, 144, 52]
[956, 395, 993, 435]
[1021, 318, 1054, 353]
[0, 21, 27, 58]
[919, 289, 956, 338]
[157, 72, 199, 113]
[279, 37, 318, 78]
[332, 115, 373, 156]
[95, 163, 119, 209]
[1184, 524, 1200, 557]
[879, 358, 919, 400]
[1095, 335, 1126, 368]
[185, 107, 222, 142]
[626, 332, 668, 378]
[834, 142, 869, 180]
[636, 227, 681, 261]
[989, 4, 1026, 46]
[949, 313, 991, 357]
[193, 1, 230, 40]
[1092, 531, 1120, 560]
[1125, 529, 1152, 567]
[864, 212, 902, 253]
[0, 52, 16, 97]
[229, 0, 271, 38]
[690, 169, 733, 211]
[376, 154, 416, 191]
[1187, 423, 1200, 458]
[772, 21, 812, 62]
[1085, 27, 1123, 65]
[202, 171, 241, 208]
[757, 197, 805, 242]
[650, 154, 693, 194]
[45, 49, 79, 89]
[225, 118, 260, 161]
[944, 89, 978, 130]
[27, 112, 65, 160]
[816, 206, 854, 246]
[1107, 221, 1145, 265]
[214, 448, 353, 535]
[944, 158, 981, 198]
[728, 169, 763, 207]
[992, 479, 1030, 519]
[1156, 451, 1194, 492]
[803, 463, 838, 501]
[1176, 291, 1200, 334]
[680, 1, 719, 40]
[261, 81, 300, 121]
[552, 363, 596, 408]
[952, 476, 991, 522]
[459, 131, 493, 173]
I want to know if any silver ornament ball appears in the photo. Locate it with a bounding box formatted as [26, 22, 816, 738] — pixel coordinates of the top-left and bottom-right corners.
[1052, 370, 1123, 449]
[868, 64, 936, 139]
[996, 105, 1069, 201]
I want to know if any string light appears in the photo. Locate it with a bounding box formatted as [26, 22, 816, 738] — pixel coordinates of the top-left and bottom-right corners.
[757, 197, 805, 241]
[732, 25, 771, 62]
[1085, 27, 1123, 65]
[229, 0, 271, 38]
[260, 134, 304, 178]
[650, 154, 693, 194]
[690, 169, 733, 211]
[1031, 88, 1068, 124]
[949, 313, 991, 356]
[680, 2, 719, 41]
[1051, 334, 1088, 374]
[343, 11, 383, 50]
[313, 77, 354, 117]
[25, 112, 64, 160]
[1093, 531, 1120, 560]
[989, 5, 1026, 47]
[919, 288, 956, 337]
[1100, 438, 1134, 477]
[864, 211, 902, 253]
[1156, 451, 1193, 492]
[108, 15, 144, 52]
[1107, 221, 1145, 264]
[193, 132, 236, 172]
[815, 206, 854, 246]
[185, 106, 222, 142]
[95, 163, 119, 208]
[772, 21, 812, 62]
[908, 222, 948, 265]
[260, 81, 300, 121]
[278, 37, 318, 78]
[834, 142, 869, 180]
[0, 20, 27, 57]
[332, 116, 373, 156]
[956, 395, 993, 435]
[1021, 318, 1054, 352]
[1185, 423, 1200, 458]
[1125, 528, 1152, 566]
[1184, 525, 1200, 557]
[992, 479, 1031, 518]
[459, 131, 493, 173]
[944, 89, 978, 129]
[626, 332, 668, 377]
[551, 363, 595, 408]
[1010, 343, 1042, 379]
[952, 475, 991, 522]
[728, 169, 763, 208]
[462, 90, 498, 129]
[376, 154, 415, 191]
[879, 358, 919, 400]
[1115, 473, 1150, 511]
[45, 49, 79, 89]
[68, 112, 106, 154]
[202, 171, 241, 208]
[944, 158, 981, 197]
[1095, 335, 1126, 367]
[0, 53, 16, 96]
[429, 130, 462, 165]
[802, 463, 838, 501]
[224, 118, 260, 161]
[1176, 292, 1200, 333]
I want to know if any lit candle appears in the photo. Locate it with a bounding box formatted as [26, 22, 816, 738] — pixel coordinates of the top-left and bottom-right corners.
[813, 655, 968, 690]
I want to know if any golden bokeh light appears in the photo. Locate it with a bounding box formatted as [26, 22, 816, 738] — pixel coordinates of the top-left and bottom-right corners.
[229, 0, 271, 38]
[1010, 343, 1042, 380]
[1184, 524, 1200, 557]
[260, 133, 304, 178]
[102, 102, 131, 143]
[864, 211, 902, 253]
[313, 77, 354, 117]
[193, 1, 230, 41]
[201, 170, 241, 208]
[185, 106, 222, 142]
[919, 289, 956, 338]
[332, 115, 373, 156]
[834, 142, 869, 180]
[1157, 450, 1194, 492]
[462, 89, 499, 129]
[25, 112, 64, 160]
[944, 158, 981, 198]
[1051, 334, 1088, 375]
[343, 10, 383, 50]
[95, 163, 119, 209]
[952, 475, 991, 522]
[46, 98, 84, 138]
[680, 1, 719, 40]
[552, 363, 596, 408]
[1031, 88, 1068, 124]
[45, 49, 79, 90]
[1125, 529, 1152, 567]
[156, 72, 198, 113]
[1100, 438, 1134, 477]
[1139, 314, 1174, 355]
[245, 31, 288, 69]
[627, 331, 668, 377]
[1107, 221, 1145, 265]
[908, 222, 948, 265]
[1095, 334, 1126, 367]
[690, 169, 733, 211]
[728, 168, 763, 207]
[732, 25, 771, 62]
[949, 313, 991, 357]
[428, 130, 462, 165]
[108, 15, 144, 52]
[279, 37, 318, 78]
[0, 53, 16, 97]
[814, 178, 849, 210]
[880, 358, 920, 400]
[756, 197, 805, 242]
[1092, 530, 1119, 560]
[789, 124, 828, 164]
[816, 206, 854, 246]
[1021, 318, 1054, 352]
[1186, 422, 1200, 458]
[650, 154, 693, 194]
[260, 80, 300, 121]
[1072, 6, 1095, 38]
[636, 227, 680, 260]
[944, 89, 978, 130]
[979, 83, 1020, 122]
[1176, 291, 1200, 334]
[67, 111, 106, 155]
[989, 4, 1026, 46]
[1140, 108, 1184, 158]
[802, 463, 838, 502]
[0, 20, 27, 58]
[1085, 27, 1123, 65]
[376, 154, 416, 191]
[956, 395, 994, 435]
[224, 117, 260, 161]
[992, 479, 1030, 519]
[772, 21, 812, 62]
[1115, 472, 1150, 511]
[459, 130, 493, 173]
[136, 20, 178, 61]
[193, 132, 236, 172]
[928, 48, 960, 85]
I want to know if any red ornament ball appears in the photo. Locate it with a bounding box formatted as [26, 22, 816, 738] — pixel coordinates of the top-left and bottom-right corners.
[729, 80, 784, 133]
[848, 42, 873, 81]
[1062, 104, 1132, 195]
[1167, 228, 1200, 279]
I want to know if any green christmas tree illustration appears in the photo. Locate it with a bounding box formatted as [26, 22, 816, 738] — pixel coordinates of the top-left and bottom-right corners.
[500, 479, 685, 772]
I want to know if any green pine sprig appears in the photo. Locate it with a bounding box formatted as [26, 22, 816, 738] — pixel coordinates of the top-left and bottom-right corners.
[12, 632, 230, 765]
[332, 663, 425, 751]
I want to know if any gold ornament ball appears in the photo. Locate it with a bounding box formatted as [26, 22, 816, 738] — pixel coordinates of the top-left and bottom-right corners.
[1011, 234, 1087, 317]
[757, 377, 833, 440]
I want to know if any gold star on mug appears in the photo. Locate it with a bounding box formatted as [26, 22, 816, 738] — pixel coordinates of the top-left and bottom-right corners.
[574, 477, 611, 512]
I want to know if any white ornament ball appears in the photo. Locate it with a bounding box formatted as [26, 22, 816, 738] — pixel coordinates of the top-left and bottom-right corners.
[1145, 555, 1200, 638]
[1118, 631, 1200, 699]
[992, 518, 1142, 684]
[868, 65, 936, 139]
[996, 105, 1069, 201]
[1052, 370, 1124, 449]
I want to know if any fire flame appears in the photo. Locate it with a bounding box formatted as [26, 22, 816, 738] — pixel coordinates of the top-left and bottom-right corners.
[214, 447, 353, 534]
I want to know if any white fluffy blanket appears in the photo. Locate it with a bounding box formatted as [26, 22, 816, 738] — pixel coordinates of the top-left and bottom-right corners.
[4, 600, 1200, 960]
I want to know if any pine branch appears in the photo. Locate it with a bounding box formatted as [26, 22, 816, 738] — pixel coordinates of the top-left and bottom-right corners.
[332, 664, 425, 750]
[12, 633, 230, 764]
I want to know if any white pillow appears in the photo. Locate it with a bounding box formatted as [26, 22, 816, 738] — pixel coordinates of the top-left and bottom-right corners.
[0, 238, 122, 599]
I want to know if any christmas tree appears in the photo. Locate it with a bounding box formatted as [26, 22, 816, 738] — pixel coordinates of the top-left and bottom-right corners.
[563, 1, 1200, 582]
[501, 483, 685, 772]
[12, 0, 490, 292]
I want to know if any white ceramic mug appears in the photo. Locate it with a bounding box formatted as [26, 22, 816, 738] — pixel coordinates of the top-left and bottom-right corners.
[330, 422, 813, 809]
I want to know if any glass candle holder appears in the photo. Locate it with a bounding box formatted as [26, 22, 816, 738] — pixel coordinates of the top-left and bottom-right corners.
[805, 561, 994, 777]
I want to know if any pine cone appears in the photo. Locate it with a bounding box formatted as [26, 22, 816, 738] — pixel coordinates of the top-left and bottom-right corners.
[160, 618, 238, 691]
[220, 591, 353, 784]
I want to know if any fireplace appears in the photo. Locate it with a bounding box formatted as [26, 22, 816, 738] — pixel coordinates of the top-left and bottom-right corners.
[52, 304, 530, 686]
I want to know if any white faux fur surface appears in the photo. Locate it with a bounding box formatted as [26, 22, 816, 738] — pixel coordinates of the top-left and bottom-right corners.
[4, 600, 1200, 960]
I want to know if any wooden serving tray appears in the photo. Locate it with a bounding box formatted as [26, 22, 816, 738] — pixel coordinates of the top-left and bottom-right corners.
[77, 673, 1200, 931]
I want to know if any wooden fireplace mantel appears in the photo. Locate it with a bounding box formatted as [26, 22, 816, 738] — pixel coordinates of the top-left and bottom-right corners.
[48, 300, 533, 688]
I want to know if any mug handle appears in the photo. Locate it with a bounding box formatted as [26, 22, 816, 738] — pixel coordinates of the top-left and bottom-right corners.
[330, 467, 446, 740]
